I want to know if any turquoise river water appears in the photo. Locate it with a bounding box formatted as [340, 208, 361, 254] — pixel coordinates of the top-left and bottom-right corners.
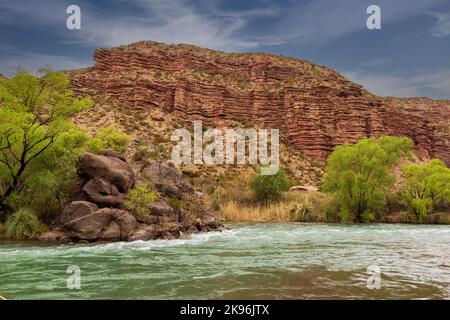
[0, 223, 449, 299]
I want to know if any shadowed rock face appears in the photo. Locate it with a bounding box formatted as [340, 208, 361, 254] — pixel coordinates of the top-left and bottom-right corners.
[70, 41, 450, 165]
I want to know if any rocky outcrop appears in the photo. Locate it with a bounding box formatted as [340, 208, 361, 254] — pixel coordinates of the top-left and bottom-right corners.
[42, 151, 223, 242]
[69, 41, 450, 165]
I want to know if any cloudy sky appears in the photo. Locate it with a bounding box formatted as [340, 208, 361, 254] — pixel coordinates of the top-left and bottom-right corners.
[1, 0, 450, 98]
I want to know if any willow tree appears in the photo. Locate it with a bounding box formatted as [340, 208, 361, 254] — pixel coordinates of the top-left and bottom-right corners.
[0, 69, 93, 218]
[402, 159, 450, 222]
[323, 136, 413, 222]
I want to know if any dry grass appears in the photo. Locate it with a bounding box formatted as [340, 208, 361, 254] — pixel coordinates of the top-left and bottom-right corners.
[219, 191, 330, 222]
[220, 201, 291, 221]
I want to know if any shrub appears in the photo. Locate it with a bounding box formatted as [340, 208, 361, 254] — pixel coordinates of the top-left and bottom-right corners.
[323, 136, 413, 222]
[166, 196, 184, 211]
[250, 168, 292, 203]
[210, 172, 256, 210]
[283, 191, 329, 222]
[5, 208, 43, 239]
[87, 125, 131, 154]
[123, 184, 158, 215]
[402, 159, 450, 222]
[133, 146, 152, 162]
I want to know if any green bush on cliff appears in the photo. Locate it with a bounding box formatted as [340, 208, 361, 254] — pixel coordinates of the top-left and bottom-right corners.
[87, 125, 131, 154]
[323, 136, 413, 222]
[5, 208, 43, 239]
[402, 159, 450, 222]
[124, 184, 158, 215]
[250, 168, 292, 203]
[0, 69, 93, 220]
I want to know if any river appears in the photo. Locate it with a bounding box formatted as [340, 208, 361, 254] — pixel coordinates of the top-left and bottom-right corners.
[0, 223, 449, 299]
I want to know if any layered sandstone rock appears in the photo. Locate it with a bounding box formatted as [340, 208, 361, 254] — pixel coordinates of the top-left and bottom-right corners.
[69, 41, 450, 165]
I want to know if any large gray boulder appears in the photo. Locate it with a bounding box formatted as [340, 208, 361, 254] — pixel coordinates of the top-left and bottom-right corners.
[64, 208, 137, 241]
[82, 177, 126, 208]
[60, 201, 99, 225]
[78, 153, 135, 192]
[139, 162, 194, 198]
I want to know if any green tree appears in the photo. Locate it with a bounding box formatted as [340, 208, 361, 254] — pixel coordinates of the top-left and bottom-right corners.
[323, 136, 413, 222]
[250, 167, 291, 203]
[87, 124, 130, 154]
[0, 69, 93, 218]
[402, 159, 450, 222]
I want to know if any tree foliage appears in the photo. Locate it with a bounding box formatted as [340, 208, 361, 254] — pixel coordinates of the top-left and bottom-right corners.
[323, 136, 413, 222]
[250, 168, 291, 203]
[0, 69, 93, 219]
[87, 124, 130, 154]
[402, 159, 450, 222]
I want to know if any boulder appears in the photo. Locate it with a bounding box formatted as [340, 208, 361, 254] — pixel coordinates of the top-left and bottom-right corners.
[141, 162, 182, 184]
[192, 218, 203, 231]
[38, 231, 70, 241]
[78, 153, 135, 192]
[103, 149, 127, 162]
[129, 224, 164, 241]
[164, 184, 182, 199]
[60, 201, 99, 225]
[289, 185, 319, 193]
[201, 214, 222, 230]
[149, 199, 175, 216]
[134, 213, 160, 225]
[82, 177, 126, 207]
[99, 221, 121, 241]
[65, 208, 137, 241]
[140, 162, 196, 197]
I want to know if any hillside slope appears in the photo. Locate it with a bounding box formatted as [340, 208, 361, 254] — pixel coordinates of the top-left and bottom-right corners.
[69, 40, 450, 165]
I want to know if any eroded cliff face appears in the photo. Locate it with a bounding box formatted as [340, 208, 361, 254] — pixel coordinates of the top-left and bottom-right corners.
[70, 41, 450, 165]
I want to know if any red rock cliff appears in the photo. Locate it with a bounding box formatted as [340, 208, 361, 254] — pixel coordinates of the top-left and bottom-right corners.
[70, 41, 450, 165]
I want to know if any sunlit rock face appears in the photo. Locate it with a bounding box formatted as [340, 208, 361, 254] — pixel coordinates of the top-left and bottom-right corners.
[69, 41, 450, 165]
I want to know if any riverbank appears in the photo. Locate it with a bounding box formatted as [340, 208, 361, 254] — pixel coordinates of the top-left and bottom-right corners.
[215, 191, 450, 224]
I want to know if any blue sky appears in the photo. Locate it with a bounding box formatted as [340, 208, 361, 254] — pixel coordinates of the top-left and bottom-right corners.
[1, 0, 450, 98]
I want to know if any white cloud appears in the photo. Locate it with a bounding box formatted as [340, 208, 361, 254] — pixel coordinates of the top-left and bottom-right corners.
[263, 0, 447, 47]
[1, 0, 447, 51]
[344, 70, 450, 97]
[430, 12, 450, 37]
[70, 0, 280, 51]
